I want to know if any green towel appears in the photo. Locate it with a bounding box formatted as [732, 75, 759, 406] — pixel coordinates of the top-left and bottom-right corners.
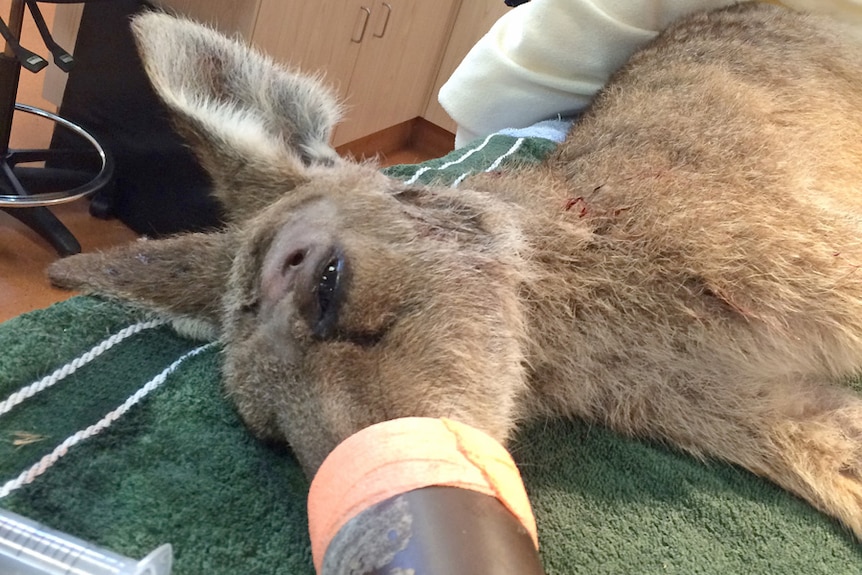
[1, 134, 860, 574]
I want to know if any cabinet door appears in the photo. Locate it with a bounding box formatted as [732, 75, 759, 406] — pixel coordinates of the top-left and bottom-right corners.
[252, 0, 369, 102]
[332, 0, 458, 145]
[157, 0, 262, 39]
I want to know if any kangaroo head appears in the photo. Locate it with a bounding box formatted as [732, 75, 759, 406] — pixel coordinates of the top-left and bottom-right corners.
[48, 13, 530, 474]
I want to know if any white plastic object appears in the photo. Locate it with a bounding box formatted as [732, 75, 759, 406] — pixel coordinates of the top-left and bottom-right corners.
[0, 507, 172, 575]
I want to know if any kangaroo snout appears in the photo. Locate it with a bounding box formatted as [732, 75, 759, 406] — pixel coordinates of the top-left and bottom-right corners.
[261, 220, 347, 342]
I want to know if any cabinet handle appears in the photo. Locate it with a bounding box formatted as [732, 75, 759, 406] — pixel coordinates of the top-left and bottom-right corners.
[352, 7, 371, 43]
[373, 2, 392, 38]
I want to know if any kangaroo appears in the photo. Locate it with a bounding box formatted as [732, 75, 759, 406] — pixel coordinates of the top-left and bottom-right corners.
[48, 3, 862, 540]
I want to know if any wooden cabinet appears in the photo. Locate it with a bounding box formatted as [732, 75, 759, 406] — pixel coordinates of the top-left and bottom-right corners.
[251, 0, 364, 116]
[50, 0, 507, 146]
[253, 0, 458, 146]
[155, 0, 261, 40]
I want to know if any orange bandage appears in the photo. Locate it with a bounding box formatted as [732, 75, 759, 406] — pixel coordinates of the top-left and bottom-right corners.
[307, 417, 538, 573]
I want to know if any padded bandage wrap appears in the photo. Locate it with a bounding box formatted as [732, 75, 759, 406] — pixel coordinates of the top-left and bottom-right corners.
[307, 417, 538, 573]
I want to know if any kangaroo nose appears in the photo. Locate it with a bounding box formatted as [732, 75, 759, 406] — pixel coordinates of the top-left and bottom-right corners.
[260, 221, 333, 317]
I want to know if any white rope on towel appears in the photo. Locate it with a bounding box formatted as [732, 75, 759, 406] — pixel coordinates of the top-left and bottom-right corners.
[0, 341, 216, 499]
[0, 319, 168, 418]
[403, 133, 497, 185]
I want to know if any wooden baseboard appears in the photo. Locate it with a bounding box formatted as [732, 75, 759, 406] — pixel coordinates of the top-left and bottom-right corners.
[336, 121, 415, 161]
[336, 118, 455, 163]
[408, 118, 456, 158]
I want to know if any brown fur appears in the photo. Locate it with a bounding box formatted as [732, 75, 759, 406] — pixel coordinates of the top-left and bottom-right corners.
[48, 4, 862, 539]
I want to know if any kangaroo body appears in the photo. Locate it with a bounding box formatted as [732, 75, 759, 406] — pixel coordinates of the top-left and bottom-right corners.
[49, 4, 862, 540]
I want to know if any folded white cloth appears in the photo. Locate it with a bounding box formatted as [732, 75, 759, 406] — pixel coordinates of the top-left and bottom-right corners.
[440, 0, 862, 148]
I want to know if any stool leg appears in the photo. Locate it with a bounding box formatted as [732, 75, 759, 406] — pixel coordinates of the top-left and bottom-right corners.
[25, 1, 72, 72]
[1, 158, 81, 256]
[1, 205, 81, 256]
[0, 18, 47, 73]
[0, 55, 19, 153]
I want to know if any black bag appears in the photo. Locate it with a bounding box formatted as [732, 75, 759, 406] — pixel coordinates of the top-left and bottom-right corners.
[51, 0, 223, 235]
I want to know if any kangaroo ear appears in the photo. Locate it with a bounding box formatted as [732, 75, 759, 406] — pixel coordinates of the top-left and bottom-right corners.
[129, 11, 342, 215]
[47, 232, 235, 328]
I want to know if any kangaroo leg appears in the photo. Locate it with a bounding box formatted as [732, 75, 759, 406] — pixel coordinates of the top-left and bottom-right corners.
[761, 384, 862, 538]
[642, 377, 862, 538]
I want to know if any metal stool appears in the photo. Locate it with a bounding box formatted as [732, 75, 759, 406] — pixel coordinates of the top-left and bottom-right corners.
[0, 0, 113, 256]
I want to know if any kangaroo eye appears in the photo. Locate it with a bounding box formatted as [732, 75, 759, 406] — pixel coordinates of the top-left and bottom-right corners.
[318, 260, 339, 316]
[313, 255, 345, 339]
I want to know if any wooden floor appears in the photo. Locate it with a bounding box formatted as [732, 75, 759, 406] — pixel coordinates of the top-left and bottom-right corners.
[0, 5, 450, 323]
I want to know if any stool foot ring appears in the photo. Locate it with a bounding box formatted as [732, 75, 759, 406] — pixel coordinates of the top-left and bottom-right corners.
[0, 103, 112, 208]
